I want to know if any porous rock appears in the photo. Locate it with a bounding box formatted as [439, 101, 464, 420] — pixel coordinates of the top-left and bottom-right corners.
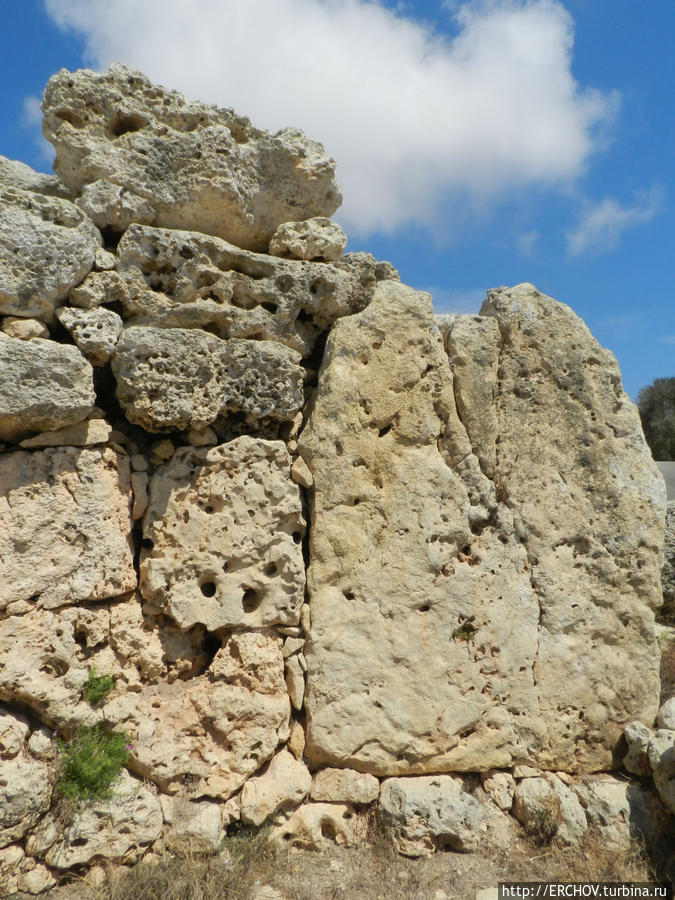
[378, 776, 485, 857]
[572, 775, 671, 849]
[0, 710, 30, 758]
[269, 803, 366, 850]
[0, 333, 95, 440]
[301, 280, 663, 775]
[240, 749, 311, 826]
[140, 439, 305, 630]
[69, 270, 129, 309]
[57, 306, 123, 365]
[114, 224, 395, 356]
[658, 698, 675, 731]
[661, 502, 675, 625]
[512, 774, 587, 845]
[0, 752, 51, 848]
[269, 217, 347, 262]
[480, 770, 516, 811]
[310, 768, 380, 805]
[26, 771, 162, 869]
[18, 418, 112, 449]
[111, 326, 304, 432]
[160, 796, 224, 853]
[42, 64, 341, 251]
[0, 446, 136, 611]
[104, 632, 290, 799]
[2, 316, 49, 340]
[0, 164, 99, 321]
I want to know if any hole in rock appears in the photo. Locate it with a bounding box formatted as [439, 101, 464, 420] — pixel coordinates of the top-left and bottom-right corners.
[264, 563, 278, 577]
[141, 538, 154, 550]
[418, 604, 431, 613]
[200, 581, 217, 598]
[343, 589, 355, 601]
[100, 227, 123, 252]
[242, 588, 262, 614]
[378, 424, 392, 438]
[109, 112, 146, 137]
[261, 302, 278, 314]
[55, 109, 84, 128]
[292, 532, 302, 544]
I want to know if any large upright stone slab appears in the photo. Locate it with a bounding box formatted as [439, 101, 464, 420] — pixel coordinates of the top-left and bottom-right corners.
[0, 446, 136, 611]
[300, 280, 663, 776]
[42, 64, 341, 251]
[476, 284, 664, 762]
[140, 438, 305, 630]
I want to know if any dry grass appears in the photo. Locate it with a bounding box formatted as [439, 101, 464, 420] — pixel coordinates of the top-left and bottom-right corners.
[33, 813, 672, 900]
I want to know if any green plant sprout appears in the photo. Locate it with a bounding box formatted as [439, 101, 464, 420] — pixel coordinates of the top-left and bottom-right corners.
[55, 726, 129, 802]
[82, 668, 115, 708]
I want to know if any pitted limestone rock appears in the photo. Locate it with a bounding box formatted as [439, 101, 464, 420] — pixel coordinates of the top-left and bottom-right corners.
[269, 217, 347, 262]
[0, 712, 51, 849]
[140, 439, 305, 631]
[0, 178, 100, 320]
[42, 64, 341, 251]
[300, 280, 542, 775]
[57, 306, 123, 365]
[111, 326, 304, 432]
[379, 776, 485, 857]
[103, 632, 290, 799]
[0, 446, 136, 611]
[240, 749, 311, 826]
[301, 280, 663, 775]
[114, 225, 395, 356]
[477, 283, 664, 763]
[661, 502, 675, 625]
[25, 771, 162, 869]
[0, 333, 95, 440]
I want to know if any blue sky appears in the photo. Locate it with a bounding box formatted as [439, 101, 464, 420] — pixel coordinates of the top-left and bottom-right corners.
[1, 0, 672, 399]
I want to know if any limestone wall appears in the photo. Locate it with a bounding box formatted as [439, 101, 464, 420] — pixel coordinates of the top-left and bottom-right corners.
[0, 65, 671, 890]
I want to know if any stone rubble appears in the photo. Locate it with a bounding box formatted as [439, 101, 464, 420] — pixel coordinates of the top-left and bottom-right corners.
[0, 63, 669, 883]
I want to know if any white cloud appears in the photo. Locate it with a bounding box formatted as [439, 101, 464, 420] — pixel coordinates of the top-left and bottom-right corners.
[566, 187, 662, 257]
[516, 230, 539, 257]
[21, 96, 55, 164]
[44, 0, 614, 236]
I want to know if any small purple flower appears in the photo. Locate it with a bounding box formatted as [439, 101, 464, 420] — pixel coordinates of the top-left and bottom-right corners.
[125, 743, 133, 751]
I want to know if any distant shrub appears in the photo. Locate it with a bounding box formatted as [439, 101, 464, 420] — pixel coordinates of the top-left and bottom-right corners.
[637, 377, 675, 460]
[82, 668, 115, 708]
[56, 726, 129, 802]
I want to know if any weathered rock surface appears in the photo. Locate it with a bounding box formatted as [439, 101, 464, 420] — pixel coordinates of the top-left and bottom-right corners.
[240, 749, 311, 825]
[269, 217, 347, 262]
[43, 64, 341, 250]
[512, 774, 587, 845]
[572, 775, 671, 849]
[18, 418, 112, 449]
[480, 770, 516, 811]
[26, 771, 162, 868]
[661, 502, 675, 625]
[658, 698, 675, 730]
[310, 768, 380, 805]
[104, 632, 290, 799]
[301, 281, 541, 775]
[140, 439, 305, 630]
[111, 326, 304, 432]
[379, 776, 485, 857]
[0, 751, 51, 848]
[269, 803, 366, 849]
[301, 280, 663, 776]
[113, 224, 395, 356]
[0, 176, 100, 320]
[2, 317, 49, 340]
[57, 306, 123, 365]
[0, 447, 136, 611]
[0, 333, 95, 440]
[160, 796, 224, 853]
